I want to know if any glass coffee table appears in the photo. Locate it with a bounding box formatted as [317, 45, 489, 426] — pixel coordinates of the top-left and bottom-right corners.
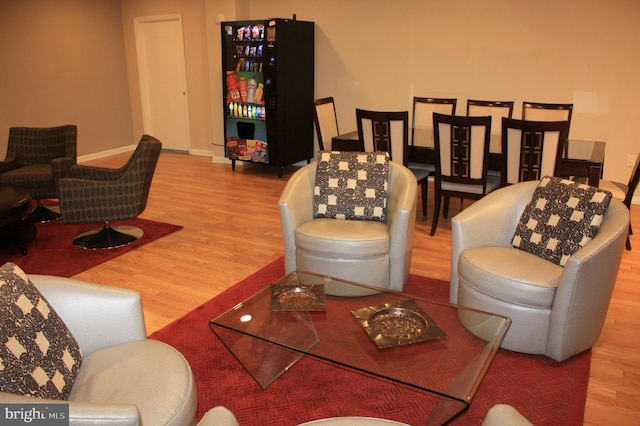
[209, 271, 511, 425]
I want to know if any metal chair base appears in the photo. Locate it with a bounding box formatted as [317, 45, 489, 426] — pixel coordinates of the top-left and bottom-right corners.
[73, 224, 143, 250]
[28, 201, 62, 223]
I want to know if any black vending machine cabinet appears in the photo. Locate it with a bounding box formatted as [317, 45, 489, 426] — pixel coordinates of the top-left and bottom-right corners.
[221, 18, 314, 177]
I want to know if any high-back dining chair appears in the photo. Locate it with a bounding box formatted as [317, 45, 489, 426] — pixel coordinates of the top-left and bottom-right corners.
[355, 109, 408, 164]
[411, 97, 458, 149]
[430, 113, 500, 236]
[409, 97, 457, 216]
[355, 109, 427, 218]
[522, 102, 573, 141]
[501, 118, 568, 186]
[598, 152, 640, 250]
[466, 99, 514, 154]
[313, 97, 340, 151]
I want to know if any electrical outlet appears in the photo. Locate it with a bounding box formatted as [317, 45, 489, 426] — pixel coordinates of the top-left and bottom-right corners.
[626, 154, 637, 167]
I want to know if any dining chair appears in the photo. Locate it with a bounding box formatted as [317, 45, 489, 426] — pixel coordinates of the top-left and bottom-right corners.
[466, 99, 514, 153]
[410, 97, 457, 216]
[598, 152, 640, 250]
[355, 109, 409, 163]
[430, 113, 499, 236]
[355, 109, 425, 217]
[522, 101, 573, 144]
[313, 97, 340, 151]
[501, 117, 568, 186]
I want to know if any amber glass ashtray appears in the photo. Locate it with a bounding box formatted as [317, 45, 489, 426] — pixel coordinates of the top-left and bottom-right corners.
[352, 299, 446, 348]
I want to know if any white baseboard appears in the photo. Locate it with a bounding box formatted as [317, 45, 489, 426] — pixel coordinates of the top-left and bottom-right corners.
[77, 144, 138, 163]
[78, 146, 226, 163]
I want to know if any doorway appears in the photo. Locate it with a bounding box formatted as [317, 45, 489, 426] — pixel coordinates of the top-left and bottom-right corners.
[134, 14, 191, 151]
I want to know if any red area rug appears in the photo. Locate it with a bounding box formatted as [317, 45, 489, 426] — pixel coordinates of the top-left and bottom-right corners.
[0, 217, 182, 277]
[151, 257, 590, 425]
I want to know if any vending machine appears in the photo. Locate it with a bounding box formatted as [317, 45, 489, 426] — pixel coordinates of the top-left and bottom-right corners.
[221, 18, 314, 176]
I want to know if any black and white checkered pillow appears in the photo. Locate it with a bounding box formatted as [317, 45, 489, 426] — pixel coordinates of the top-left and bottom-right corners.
[314, 151, 389, 222]
[512, 176, 612, 266]
[0, 262, 83, 400]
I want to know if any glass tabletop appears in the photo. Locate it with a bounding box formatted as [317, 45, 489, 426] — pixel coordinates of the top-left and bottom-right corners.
[209, 271, 511, 425]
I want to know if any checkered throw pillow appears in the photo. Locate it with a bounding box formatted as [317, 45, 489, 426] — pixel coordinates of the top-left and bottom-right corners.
[512, 176, 612, 266]
[0, 262, 83, 400]
[314, 151, 389, 222]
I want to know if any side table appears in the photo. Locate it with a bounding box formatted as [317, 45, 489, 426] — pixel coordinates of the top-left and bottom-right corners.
[0, 186, 35, 255]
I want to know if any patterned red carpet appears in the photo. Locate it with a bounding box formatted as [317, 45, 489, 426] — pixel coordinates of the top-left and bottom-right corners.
[0, 217, 182, 276]
[151, 257, 590, 425]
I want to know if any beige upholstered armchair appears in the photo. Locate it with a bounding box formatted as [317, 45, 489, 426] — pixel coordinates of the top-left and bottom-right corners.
[0, 271, 197, 426]
[0, 125, 77, 222]
[278, 159, 416, 293]
[57, 135, 162, 249]
[450, 180, 629, 362]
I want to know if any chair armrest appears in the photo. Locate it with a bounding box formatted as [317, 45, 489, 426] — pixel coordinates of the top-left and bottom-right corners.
[0, 158, 19, 173]
[69, 163, 127, 181]
[28, 275, 147, 356]
[52, 156, 77, 181]
[386, 162, 417, 291]
[546, 199, 629, 361]
[278, 163, 317, 273]
[197, 406, 240, 426]
[450, 181, 538, 303]
[0, 392, 141, 426]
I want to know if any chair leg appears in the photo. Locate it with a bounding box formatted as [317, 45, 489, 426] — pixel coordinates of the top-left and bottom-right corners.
[443, 197, 450, 218]
[73, 221, 143, 249]
[430, 191, 441, 236]
[421, 179, 428, 217]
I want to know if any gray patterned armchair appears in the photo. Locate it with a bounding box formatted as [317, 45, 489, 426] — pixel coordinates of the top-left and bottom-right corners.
[0, 125, 77, 222]
[58, 135, 162, 249]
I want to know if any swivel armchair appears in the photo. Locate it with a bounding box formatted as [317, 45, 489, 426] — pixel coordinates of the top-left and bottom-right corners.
[0, 263, 197, 425]
[58, 135, 162, 249]
[450, 180, 628, 361]
[278, 158, 416, 293]
[0, 125, 77, 222]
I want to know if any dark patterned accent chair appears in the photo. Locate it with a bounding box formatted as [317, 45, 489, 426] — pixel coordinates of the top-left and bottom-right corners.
[0, 125, 77, 222]
[430, 113, 500, 236]
[57, 135, 162, 249]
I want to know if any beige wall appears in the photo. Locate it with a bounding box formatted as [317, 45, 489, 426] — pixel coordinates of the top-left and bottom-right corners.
[1, 0, 639, 189]
[246, 0, 640, 186]
[0, 0, 134, 156]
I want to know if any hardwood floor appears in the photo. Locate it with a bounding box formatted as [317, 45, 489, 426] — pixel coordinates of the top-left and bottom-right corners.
[71, 151, 639, 425]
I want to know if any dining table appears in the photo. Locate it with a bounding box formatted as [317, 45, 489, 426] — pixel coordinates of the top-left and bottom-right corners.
[331, 130, 605, 186]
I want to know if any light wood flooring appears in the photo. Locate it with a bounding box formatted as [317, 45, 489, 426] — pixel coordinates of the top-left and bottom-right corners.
[70, 151, 639, 425]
